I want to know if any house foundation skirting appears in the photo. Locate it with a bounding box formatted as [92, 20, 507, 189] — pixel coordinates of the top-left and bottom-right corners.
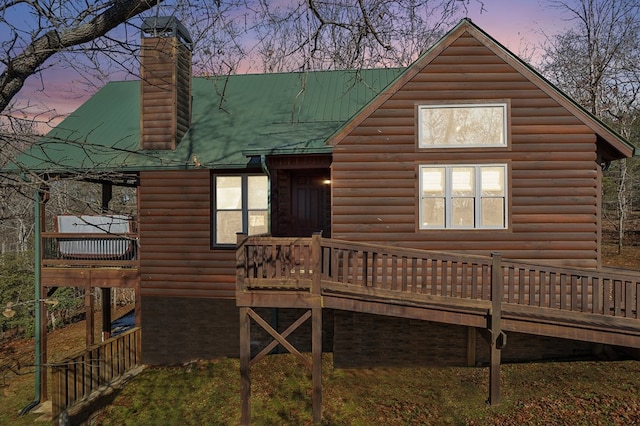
[141, 296, 598, 366]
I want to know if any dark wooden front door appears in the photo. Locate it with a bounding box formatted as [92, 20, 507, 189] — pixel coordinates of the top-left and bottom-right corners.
[288, 170, 331, 237]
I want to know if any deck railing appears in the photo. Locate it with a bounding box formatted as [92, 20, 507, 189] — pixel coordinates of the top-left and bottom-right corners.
[42, 232, 138, 268]
[501, 260, 640, 318]
[237, 235, 640, 319]
[50, 327, 141, 421]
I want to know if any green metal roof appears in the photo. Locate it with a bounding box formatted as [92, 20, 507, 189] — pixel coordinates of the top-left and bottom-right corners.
[10, 18, 635, 175]
[10, 68, 403, 174]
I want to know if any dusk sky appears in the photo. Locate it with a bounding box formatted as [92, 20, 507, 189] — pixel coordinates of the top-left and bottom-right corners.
[10, 0, 570, 131]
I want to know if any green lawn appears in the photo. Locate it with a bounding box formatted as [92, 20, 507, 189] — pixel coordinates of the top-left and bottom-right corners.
[86, 354, 640, 426]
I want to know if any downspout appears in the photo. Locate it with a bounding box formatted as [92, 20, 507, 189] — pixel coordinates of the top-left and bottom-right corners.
[20, 188, 42, 414]
[260, 155, 279, 353]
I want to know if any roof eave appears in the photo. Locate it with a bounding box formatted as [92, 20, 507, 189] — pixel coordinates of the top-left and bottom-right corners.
[327, 19, 469, 146]
[463, 21, 635, 160]
[329, 18, 635, 160]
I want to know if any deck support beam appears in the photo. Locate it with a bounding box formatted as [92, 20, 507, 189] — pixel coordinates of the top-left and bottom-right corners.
[489, 253, 504, 406]
[312, 307, 322, 425]
[237, 233, 324, 425]
[238, 307, 321, 425]
[85, 280, 94, 348]
[240, 306, 251, 426]
[102, 288, 111, 341]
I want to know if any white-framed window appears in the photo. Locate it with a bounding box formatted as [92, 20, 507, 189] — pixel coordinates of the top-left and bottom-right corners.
[213, 174, 269, 246]
[418, 103, 507, 148]
[419, 164, 507, 230]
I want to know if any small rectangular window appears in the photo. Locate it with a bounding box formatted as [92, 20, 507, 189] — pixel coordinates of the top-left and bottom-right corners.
[213, 174, 269, 246]
[419, 164, 507, 230]
[418, 103, 507, 148]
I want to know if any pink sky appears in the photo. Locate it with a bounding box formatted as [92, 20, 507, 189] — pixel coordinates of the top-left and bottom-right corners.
[13, 0, 569, 133]
[467, 0, 568, 55]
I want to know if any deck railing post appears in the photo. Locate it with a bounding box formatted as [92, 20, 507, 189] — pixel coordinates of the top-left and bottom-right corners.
[311, 232, 323, 423]
[311, 233, 322, 296]
[489, 252, 503, 405]
[239, 307, 251, 425]
[312, 306, 322, 424]
[236, 233, 248, 293]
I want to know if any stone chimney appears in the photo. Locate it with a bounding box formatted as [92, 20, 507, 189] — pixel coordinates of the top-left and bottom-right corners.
[140, 17, 192, 150]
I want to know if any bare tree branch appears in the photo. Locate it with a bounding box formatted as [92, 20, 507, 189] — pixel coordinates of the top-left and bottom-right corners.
[0, 0, 163, 113]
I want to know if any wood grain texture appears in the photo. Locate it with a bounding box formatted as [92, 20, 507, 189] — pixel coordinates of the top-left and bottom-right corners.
[332, 32, 601, 268]
[139, 170, 235, 297]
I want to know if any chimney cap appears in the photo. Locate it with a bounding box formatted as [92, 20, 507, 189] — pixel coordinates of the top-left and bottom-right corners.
[141, 16, 192, 49]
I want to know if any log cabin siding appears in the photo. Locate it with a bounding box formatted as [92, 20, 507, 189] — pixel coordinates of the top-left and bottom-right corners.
[139, 170, 235, 298]
[271, 169, 293, 237]
[140, 36, 191, 150]
[332, 33, 600, 268]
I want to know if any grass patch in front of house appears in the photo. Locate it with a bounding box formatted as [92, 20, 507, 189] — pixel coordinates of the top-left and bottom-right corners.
[91, 354, 640, 425]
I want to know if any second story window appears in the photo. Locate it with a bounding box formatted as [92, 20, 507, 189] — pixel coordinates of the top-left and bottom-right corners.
[418, 103, 507, 148]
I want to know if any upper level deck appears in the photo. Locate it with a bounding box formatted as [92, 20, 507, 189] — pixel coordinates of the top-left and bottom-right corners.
[41, 215, 139, 288]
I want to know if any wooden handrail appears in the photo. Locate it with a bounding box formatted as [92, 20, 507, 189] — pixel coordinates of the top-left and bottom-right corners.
[237, 236, 640, 320]
[51, 327, 141, 421]
[42, 232, 138, 239]
[42, 232, 139, 266]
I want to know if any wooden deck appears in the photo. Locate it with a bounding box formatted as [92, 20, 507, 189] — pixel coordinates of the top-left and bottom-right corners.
[41, 232, 139, 288]
[236, 234, 640, 424]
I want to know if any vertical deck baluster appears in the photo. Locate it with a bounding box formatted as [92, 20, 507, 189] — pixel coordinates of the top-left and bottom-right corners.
[482, 264, 490, 300]
[460, 263, 469, 298]
[539, 270, 546, 307]
[451, 261, 458, 298]
[74, 356, 81, 405]
[272, 244, 280, 279]
[636, 280, 640, 319]
[518, 268, 525, 305]
[549, 272, 557, 309]
[421, 258, 428, 294]
[361, 251, 368, 287]
[350, 250, 358, 285]
[635, 280, 640, 319]
[507, 267, 515, 303]
[301, 243, 307, 278]
[256, 245, 264, 279]
[381, 253, 388, 290]
[51, 365, 62, 420]
[471, 263, 478, 299]
[529, 269, 536, 306]
[322, 246, 330, 280]
[63, 364, 70, 410]
[333, 248, 340, 283]
[614, 279, 622, 316]
[342, 250, 350, 285]
[441, 260, 448, 297]
[603, 278, 611, 316]
[290, 244, 297, 278]
[581, 276, 589, 312]
[371, 252, 379, 288]
[411, 258, 418, 293]
[401, 257, 408, 292]
[560, 274, 567, 310]
[570, 275, 578, 312]
[391, 255, 398, 291]
[626, 279, 633, 318]
[431, 259, 438, 296]
[592, 277, 600, 314]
